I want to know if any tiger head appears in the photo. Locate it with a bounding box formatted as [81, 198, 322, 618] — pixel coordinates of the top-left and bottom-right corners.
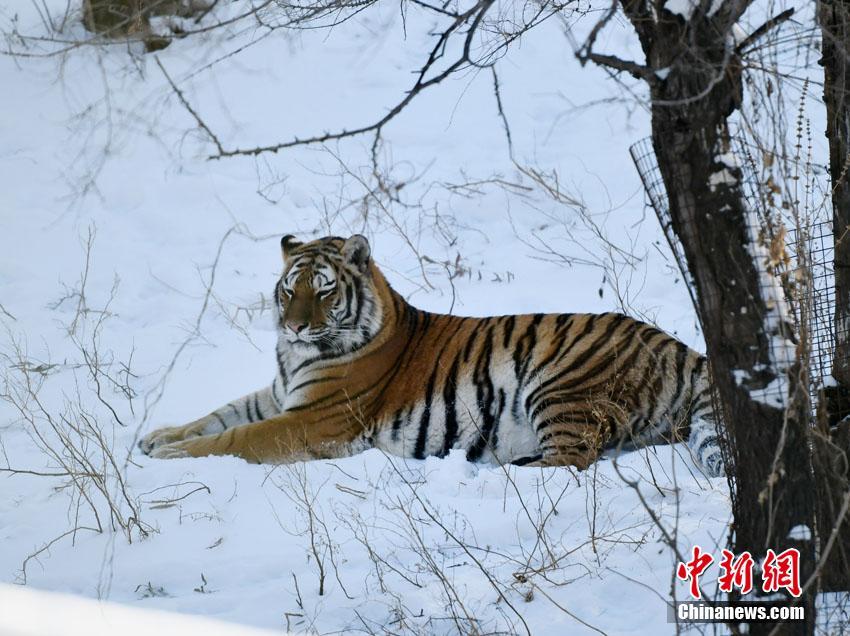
[275, 234, 382, 353]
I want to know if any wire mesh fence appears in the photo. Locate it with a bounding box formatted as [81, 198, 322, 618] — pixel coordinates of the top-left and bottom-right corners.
[788, 219, 836, 408]
[630, 136, 837, 413]
[629, 135, 850, 633]
[629, 137, 699, 312]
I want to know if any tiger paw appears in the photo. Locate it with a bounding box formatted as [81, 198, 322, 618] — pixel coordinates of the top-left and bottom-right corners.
[139, 425, 188, 455]
[149, 440, 193, 459]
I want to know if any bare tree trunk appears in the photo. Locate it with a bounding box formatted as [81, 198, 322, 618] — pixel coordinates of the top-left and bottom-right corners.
[617, 2, 817, 632]
[815, 0, 850, 591]
[820, 0, 850, 387]
[650, 82, 814, 636]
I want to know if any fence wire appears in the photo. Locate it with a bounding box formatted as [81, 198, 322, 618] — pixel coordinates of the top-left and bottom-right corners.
[629, 136, 849, 634]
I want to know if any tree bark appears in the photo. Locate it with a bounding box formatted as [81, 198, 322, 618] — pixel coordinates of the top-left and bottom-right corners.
[618, 2, 817, 631]
[815, 0, 850, 591]
[820, 0, 850, 387]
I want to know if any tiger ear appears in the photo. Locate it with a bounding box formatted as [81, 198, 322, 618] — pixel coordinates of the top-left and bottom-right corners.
[281, 235, 301, 260]
[342, 234, 370, 274]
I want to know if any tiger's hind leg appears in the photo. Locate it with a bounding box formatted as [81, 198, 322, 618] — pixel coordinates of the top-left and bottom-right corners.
[687, 415, 723, 477]
[523, 399, 622, 469]
[685, 378, 724, 477]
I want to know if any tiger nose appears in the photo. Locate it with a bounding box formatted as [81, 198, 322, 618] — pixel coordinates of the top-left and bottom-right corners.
[286, 321, 307, 334]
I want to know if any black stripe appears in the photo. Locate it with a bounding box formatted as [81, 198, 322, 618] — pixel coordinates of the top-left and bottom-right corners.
[535, 414, 586, 435]
[550, 313, 600, 364]
[543, 441, 590, 454]
[440, 353, 462, 456]
[410, 318, 468, 459]
[213, 412, 227, 430]
[697, 435, 718, 455]
[512, 313, 545, 379]
[289, 348, 408, 414]
[668, 343, 690, 413]
[511, 454, 542, 466]
[391, 292, 404, 327]
[692, 398, 712, 413]
[291, 348, 347, 375]
[527, 331, 647, 423]
[275, 343, 289, 388]
[467, 325, 497, 462]
[646, 343, 669, 422]
[555, 313, 573, 329]
[462, 327, 478, 363]
[539, 427, 584, 443]
[502, 315, 516, 348]
[622, 328, 668, 421]
[289, 374, 346, 393]
[510, 314, 547, 424]
[489, 388, 506, 454]
[254, 393, 264, 420]
[526, 326, 648, 425]
[351, 276, 364, 327]
[414, 364, 440, 459]
[524, 315, 638, 413]
[391, 410, 404, 443]
[404, 302, 420, 334]
[291, 316, 465, 415]
[688, 358, 712, 419]
[419, 311, 433, 341]
[340, 282, 354, 323]
[525, 314, 583, 386]
[273, 279, 283, 313]
[272, 377, 283, 407]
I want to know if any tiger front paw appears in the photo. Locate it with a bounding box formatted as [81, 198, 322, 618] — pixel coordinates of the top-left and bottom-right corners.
[149, 440, 193, 459]
[139, 425, 191, 455]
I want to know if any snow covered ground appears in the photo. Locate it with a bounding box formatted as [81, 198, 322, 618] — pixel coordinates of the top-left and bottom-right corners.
[0, 0, 749, 633]
[0, 583, 283, 636]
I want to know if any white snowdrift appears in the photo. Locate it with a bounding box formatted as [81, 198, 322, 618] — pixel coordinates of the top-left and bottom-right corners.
[0, 584, 286, 636]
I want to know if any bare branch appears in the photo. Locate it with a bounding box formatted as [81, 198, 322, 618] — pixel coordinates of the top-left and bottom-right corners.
[155, 56, 225, 156]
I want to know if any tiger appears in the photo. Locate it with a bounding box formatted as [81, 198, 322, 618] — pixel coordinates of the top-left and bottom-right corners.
[139, 234, 724, 477]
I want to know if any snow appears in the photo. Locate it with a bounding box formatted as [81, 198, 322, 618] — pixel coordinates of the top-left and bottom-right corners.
[1, 443, 730, 633]
[664, 0, 698, 20]
[732, 23, 750, 46]
[717, 151, 741, 169]
[787, 525, 812, 542]
[0, 583, 284, 636]
[709, 167, 739, 190]
[0, 0, 739, 633]
[662, 0, 724, 20]
[742, 220, 798, 408]
[747, 374, 791, 409]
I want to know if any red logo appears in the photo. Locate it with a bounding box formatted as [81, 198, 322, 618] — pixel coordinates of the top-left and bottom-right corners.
[677, 547, 801, 599]
[718, 549, 754, 594]
[762, 548, 802, 597]
[676, 545, 714, 599]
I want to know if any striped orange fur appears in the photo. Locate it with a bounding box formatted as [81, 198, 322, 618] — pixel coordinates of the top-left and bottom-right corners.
[140, 235, 723, 476]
